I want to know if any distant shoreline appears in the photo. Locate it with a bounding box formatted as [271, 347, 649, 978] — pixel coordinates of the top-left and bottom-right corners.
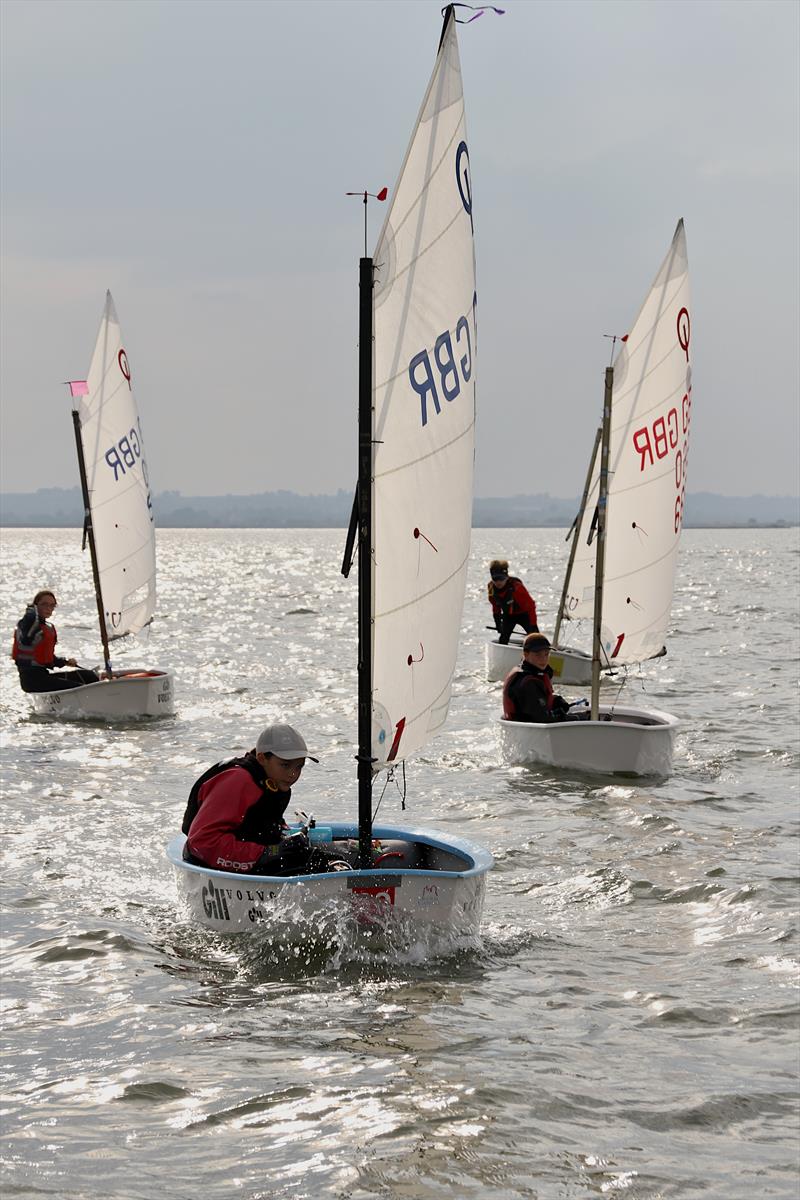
[1, 521, 797, 531]
[1, 488, 798, 530]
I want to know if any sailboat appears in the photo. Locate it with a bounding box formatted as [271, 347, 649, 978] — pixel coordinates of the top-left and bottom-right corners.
[31, 293, 175, 720]
[167, 6, 493, 936]
[486, 429, 610, 686]
[499, 221, 691, 776]
[486, 468, 599, 685]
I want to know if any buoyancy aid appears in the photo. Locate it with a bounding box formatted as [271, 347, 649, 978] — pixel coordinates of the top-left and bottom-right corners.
[11, 620, 58, 668]
[502, 663, 554, 720]
[181, 753, 290, 841]
[487, 577, 538, 625]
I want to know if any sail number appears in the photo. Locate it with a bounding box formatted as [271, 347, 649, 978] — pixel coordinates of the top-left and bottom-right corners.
[408, 311, 473, 427]
[630, 305, 693, 533]
[103, 418, 154, 518]
[631, 377, 692, 533]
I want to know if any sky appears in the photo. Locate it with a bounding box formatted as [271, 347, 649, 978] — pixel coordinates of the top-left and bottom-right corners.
[1, 0, 798, 500]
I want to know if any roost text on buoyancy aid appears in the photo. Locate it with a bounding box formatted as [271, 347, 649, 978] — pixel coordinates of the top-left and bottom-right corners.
[11, 620, 58, 668]
[502, 663, 554, 720]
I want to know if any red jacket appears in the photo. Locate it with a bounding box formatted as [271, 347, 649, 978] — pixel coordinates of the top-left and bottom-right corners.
[12, 607, 65, 669]
[186, 763, 290, 873]
[487, 577, 538, 627]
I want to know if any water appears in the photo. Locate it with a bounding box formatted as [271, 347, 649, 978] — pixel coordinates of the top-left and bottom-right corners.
[1, 527, 798, 1199]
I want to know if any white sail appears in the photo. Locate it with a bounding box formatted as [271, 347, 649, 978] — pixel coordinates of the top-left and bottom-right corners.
[76, 292, 156, 638]
[566, 221, 692, 666]
[370, 16, 476, 766]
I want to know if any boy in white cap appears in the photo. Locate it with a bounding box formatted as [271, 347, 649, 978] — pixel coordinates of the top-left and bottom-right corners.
[182, 724, 320, 874]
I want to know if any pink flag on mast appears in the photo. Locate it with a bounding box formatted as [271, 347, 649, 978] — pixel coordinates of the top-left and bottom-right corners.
[67, 380, 89, 397]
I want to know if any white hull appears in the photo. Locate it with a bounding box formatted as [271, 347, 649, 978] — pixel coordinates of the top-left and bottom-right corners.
[486, 637, 597, 686]
[30, 668, 174, 720]
[167, 823, 492, 939]
[498, 703, 678, 777]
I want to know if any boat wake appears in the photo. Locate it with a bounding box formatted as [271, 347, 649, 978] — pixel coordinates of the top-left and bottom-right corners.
[230, 890, 486, 975]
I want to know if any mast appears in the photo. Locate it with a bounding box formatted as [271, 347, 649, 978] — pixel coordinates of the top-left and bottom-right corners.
[590, 367, 613, 719]
[553, 425, 601, 648]
[438, 3, 454, 50]
[357, 255, 374, 869]
[71, 408, 112, 674]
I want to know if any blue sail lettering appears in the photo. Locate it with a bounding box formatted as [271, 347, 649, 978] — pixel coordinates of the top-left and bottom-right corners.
[105, 447, 125, 480]
[408, 308, 475, 427]
[456, 315, 471, 382]
[118, 436, 136, 469]
[104, 428, 146, 482]
[434, 332, 460, 402]
[409, 351, 441, 427]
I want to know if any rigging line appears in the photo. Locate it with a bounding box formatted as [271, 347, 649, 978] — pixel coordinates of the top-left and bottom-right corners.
[612, 275, 687, 380]
[612, 360, 686, 427]
[374, 548, 470, 620]
[372, 762, 409, 821]
[381, 679, 456, 744]
[372, 769, 392, 821]
[380, 117, 465, 248]
[375, 282, 474, 391]
[606, 671, 629, 714]
[89, 559, 154, 583]
[603, 462, 682, 500]
[370, 8, 460, 256]
[89, 367, 127, 398]
[373, 415, 475, 480]
[607, 339, 679, 440]
[610, 239, 684, 372]
[91, 541, 154, 569]
[603, 597, 675, 644]
[377, 203, 466, 307]
[603, 532, 681, 574]
[613, 352, 685, 412]
[87, 482, 151, 510]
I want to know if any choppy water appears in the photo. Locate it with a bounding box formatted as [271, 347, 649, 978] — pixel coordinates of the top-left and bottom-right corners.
[1, 526, 798, 1200]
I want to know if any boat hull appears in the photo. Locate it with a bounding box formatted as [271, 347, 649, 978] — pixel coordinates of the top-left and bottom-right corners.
[486, 637, 595, 685]
[498, 703, 678, 777]
[167, 824, 493, 939]
[30, 668, 175, 720]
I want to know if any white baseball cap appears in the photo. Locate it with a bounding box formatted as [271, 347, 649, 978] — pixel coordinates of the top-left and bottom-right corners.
[256, 723, 319, 762]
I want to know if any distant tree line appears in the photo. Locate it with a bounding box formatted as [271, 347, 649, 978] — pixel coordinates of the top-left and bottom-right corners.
[1, 487, 797, 528]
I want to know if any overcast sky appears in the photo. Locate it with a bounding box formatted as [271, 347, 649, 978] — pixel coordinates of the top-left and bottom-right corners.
[1, 0, 798, 500]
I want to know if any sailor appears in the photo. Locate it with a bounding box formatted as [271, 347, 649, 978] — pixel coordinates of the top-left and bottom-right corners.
[487, 559, 539, 644]
[183, 724, 331, 875]
[11, 590, 100, 692]
[502, 632, 579, 723]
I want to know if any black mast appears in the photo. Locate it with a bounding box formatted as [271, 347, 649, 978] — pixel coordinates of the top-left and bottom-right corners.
[590, 367, 613, 720]
[353, 4, 454, 869]
[438, 3, 454, 51]
[71, 408, 112, 674]
[356, 255, 374, 869]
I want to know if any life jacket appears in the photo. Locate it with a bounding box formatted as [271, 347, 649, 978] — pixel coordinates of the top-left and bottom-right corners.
[181, 753, 289, 839]
[488, 577, 536, 624]
[488, 577, 519, 615]
[11, 621, 57, 668]
[502, 664, 554, 719]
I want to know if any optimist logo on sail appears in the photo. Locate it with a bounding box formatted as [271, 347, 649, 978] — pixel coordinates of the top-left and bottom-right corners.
[456, 141, 473, 234]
